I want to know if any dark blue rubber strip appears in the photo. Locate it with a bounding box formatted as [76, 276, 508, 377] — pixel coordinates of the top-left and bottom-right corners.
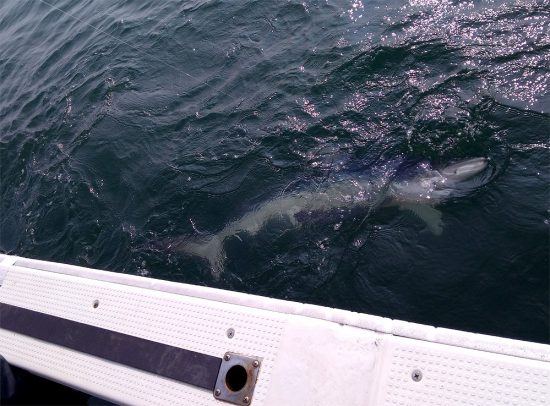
[0, 303, 221, 390]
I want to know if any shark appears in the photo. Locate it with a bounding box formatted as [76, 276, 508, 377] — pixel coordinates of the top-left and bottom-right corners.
[170, 157, 490, 277]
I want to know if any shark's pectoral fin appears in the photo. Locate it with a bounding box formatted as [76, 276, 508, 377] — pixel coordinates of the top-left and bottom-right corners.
[399, 203, 444, 235]
[287, 206, 301, 227]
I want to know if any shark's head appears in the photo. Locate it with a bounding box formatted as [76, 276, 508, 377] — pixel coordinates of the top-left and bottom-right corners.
[390, 157, 491, 204]
[438, 157, 489, 183]
[430, 157, 491, 200]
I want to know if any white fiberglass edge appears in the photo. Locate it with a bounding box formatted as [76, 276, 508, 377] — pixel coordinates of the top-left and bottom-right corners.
[2, 254, 547, 363]
[0, 254, 548, 406]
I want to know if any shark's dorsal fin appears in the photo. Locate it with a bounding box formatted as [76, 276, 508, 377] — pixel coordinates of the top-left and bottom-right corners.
[399, 203, 444, 235]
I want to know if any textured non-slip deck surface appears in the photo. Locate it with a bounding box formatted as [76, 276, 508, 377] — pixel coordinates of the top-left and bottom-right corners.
[377, 337, 549, 406]
[0, 266, 286, 405]
[0, 256, 549, 406]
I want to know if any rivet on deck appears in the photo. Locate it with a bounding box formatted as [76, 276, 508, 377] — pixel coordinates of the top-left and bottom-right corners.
[411, 369, 423, 382]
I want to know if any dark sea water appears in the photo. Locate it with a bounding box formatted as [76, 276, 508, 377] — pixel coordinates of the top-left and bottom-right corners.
[1, 0, 549, 343]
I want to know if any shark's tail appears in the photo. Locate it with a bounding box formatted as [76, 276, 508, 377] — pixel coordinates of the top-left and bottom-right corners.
[178, 234, 226, 278]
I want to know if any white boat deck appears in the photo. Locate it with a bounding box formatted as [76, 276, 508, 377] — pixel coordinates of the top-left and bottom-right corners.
[0, 254, 548, 405]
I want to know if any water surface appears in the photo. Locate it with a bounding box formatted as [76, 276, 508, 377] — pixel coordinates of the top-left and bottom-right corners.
[1, 0, 549, 343]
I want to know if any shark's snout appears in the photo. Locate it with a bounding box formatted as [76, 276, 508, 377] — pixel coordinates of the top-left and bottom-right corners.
[439, 157, 489, 181]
